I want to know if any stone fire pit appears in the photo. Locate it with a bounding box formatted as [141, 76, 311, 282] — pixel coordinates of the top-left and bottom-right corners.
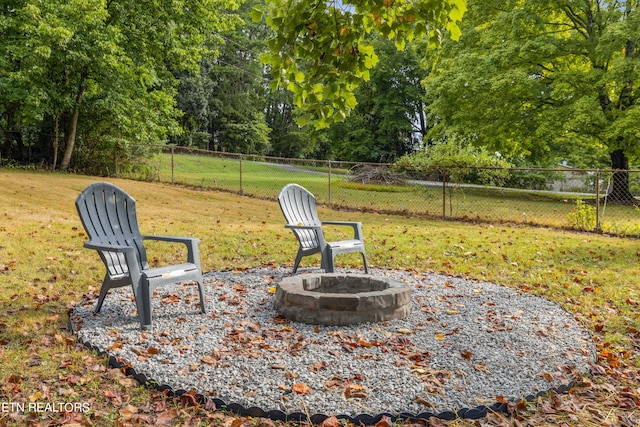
[274, 273, 411, 325]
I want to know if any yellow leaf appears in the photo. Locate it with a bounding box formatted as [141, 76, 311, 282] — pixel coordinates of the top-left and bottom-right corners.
[435, 333, 445, 340]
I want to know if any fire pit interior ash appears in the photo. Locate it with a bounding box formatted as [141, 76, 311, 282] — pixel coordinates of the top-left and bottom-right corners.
[274, 273, 411, 325]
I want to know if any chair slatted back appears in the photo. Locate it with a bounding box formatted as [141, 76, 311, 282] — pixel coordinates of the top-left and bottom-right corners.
[75, 182, 149, 277]
[278, 184, 321, 249]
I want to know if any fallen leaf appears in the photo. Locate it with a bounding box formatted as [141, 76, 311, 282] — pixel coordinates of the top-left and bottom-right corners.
[201, 355, 217, 366]
[344, 384, 367, 399]
[309, 361, 327, 371]
[375, 415, 393, 427]
[293, 383, 311, 395]
[474, 363, 492, 374]
[321, 416, 341, 427]
[413, 395, 435, 408]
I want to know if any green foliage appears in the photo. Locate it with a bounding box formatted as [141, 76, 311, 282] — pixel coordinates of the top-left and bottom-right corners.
[255, 0, 467, 129]
[567, 200, 597, 231]
[0, 0, 241, 171]
[424, 0, 640, 178]
[394, 136, 512, 186]
[326, 37, 428, 162]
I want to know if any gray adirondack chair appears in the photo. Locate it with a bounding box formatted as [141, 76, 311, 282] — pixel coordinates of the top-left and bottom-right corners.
[278, 183, 368, 273]
[75, 182, 206, 330]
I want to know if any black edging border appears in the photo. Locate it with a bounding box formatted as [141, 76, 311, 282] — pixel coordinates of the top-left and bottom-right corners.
[68, 311, 579, 424]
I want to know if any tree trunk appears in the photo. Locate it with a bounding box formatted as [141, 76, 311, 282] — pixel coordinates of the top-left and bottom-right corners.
[3, 103, 25, 161]
[607, 148, 637, 205]
[60, 69, 87, 170]
[601, 37, 637, 205]
[52, 113, 60, 169]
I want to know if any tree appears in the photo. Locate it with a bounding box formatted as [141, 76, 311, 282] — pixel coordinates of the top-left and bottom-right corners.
[190, 0, 272, 154]
[264, 87, 316, 158]
[327, 37, 429, 162]
[424, 0, 640, 203]
[1, 0, 240, 171]
[254, 0, 467, 129]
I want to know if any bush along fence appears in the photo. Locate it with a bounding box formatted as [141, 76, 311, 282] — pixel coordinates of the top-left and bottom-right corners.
[126, 145, 640, 237]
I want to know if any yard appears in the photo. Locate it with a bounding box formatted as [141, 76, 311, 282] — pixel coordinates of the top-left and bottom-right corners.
[0, 168, 638, 426]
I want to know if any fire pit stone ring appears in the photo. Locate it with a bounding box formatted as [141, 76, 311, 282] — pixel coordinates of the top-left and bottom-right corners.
[274, 273, 412, 325]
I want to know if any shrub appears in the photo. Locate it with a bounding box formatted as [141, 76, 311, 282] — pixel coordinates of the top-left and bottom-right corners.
[393, 136, 511, 186]
[567, 200, 596, 230]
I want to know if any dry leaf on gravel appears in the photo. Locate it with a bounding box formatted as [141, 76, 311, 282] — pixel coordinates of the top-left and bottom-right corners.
[292, 382, 311, 395]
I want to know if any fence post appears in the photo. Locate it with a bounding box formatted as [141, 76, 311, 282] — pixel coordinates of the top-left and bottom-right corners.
[328, 161, 332, 207]
[595, 169, 601, 232]
[170, 147, 175, 184]
[239, 155, 243, 195]
[442, 174, 447, 219]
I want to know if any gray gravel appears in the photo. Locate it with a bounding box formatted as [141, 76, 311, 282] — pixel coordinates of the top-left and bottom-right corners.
[69, 267, 595, 417]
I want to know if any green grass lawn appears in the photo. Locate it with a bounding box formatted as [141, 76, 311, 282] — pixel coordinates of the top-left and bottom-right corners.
[153, 152, 640, 235]
[1, 168, 639, 426]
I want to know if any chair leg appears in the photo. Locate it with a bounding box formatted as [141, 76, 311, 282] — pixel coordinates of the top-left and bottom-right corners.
[292, 248, 304, 273]
[134, 281, 153, 330]
[322, 247, 335, 273]
[196, 280, 206, 314]
[94, 276, 111, 313]
[362, 251, 369, 274]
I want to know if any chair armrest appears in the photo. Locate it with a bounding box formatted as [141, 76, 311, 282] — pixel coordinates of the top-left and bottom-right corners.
[83, 241, 132, 252]
[284, 224, 326, 247]
[143, 235, 200, 244]
[142, 235, 201, 267]
[83, 241, 143, 278]
[285, 224, 322, 231]
[321, 221, 364, 241]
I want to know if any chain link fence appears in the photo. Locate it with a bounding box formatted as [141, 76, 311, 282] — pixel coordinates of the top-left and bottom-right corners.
[127, 146, 640, 237]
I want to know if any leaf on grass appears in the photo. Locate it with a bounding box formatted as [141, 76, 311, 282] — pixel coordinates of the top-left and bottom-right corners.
[321, 416, 341, 427]
[155, 408, 180, 426]
[375, 415, 393, 427]
[104, 389, 123, 406]
[180, 392, 199, 406]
